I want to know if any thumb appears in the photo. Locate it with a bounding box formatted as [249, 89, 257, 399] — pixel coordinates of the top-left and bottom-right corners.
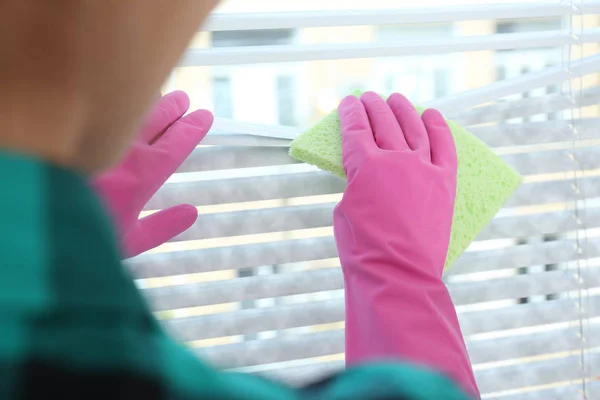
[121, 204, 198, 258]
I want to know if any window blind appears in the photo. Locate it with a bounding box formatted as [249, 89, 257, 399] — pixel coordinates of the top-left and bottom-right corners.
[127, 1, 600, 398]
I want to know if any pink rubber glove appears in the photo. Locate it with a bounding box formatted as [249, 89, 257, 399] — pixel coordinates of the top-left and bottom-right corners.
[335, 92, 480, 398]
[92, 91, 213, 259]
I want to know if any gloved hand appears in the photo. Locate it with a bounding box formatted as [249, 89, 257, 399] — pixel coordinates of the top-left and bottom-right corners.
[92, 91, 213, 259]
[335, 92, 480, 398]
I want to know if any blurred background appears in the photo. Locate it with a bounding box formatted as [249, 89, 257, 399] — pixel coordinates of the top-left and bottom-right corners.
[165, 0, 599, 125]
[122, 1, 600, 398]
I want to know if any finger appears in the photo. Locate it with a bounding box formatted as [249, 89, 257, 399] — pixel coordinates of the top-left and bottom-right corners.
[387, 93, 430, 161]
[138, 91, 190, 145]
[338, 95, 377, 179]
[151, 109, 214, 185]
[122, 204, 198, 258]
[422, 108, 457, 169]
[360, 92, 407, 151]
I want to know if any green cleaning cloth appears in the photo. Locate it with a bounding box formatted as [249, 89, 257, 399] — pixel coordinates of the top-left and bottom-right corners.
[289, 91, 523, 269]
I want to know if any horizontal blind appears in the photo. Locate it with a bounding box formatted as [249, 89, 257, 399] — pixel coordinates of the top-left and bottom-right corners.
[129, 1, 600, 399]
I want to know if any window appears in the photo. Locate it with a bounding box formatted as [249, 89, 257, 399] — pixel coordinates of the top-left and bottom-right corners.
[212, 76, 233, 118]
[145, 1, 600, 397]
[496, 18, 563, 35]
[210, 29, 299, 125]
[212, 29, 295, 48]
[276, 75, 296, 126]
[373, 24, 456, 103]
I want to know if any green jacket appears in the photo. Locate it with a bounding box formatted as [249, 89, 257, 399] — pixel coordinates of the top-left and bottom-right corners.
[0, 151, 471, 400]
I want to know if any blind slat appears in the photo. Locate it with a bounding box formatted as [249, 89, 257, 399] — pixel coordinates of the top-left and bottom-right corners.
[163, 296, 600, 342]
[148, 173, 596, 210]
[147, 267, 342, 311]
[471, 118, 600, 147]
[175, 202, 335, 241]
[129, 209, 600, 278]
[468, 324, 600, 365]
[201, 329, 345, 369]
[167, 298, 345, 341]
[255, 353, 600, 392]
[130, 237, 337, 278]
[212, 118, 298, 140]
[179, 144, 598, 176]
[182, 30, 600, 67]
[172, 202, 597, 243]
[487, 381, 600, 400]
[476, 208, 600, 241]
[462, 297, 600, 336]
[201, 324, 600, 371]
[475, 354, 600, 394]
[451, 266, 599, 305]
[449, 87, 600, 126]
[201, 134, 292, 147]
[149, 172, 344, 209]
[506, 177, 600, 207]
[451, 238, 599, 275]
[204, 2, 574, 32]
[143, 248, 600, 311]
[179, 145, 297, 172]
[501, 147, 600, 176]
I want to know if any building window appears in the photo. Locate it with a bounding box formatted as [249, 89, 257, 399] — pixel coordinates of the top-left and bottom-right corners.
[434, 69, 449, 98]
[276, 75, 296, 126]
[212, 76, 233, 119]
[211, 29, 298, 125]
[374, 24, 455, 103]
[496, 18, 562, 34]
[212, 29, 295, 48]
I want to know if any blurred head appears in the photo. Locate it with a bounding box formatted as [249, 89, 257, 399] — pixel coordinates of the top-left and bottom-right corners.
[0, 0, 219, 174]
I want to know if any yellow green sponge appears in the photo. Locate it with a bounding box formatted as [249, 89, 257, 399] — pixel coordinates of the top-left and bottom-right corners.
[289, 91, 523, 269]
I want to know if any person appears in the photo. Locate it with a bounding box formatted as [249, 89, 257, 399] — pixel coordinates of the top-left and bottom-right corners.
[0, 1, 479, 399]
